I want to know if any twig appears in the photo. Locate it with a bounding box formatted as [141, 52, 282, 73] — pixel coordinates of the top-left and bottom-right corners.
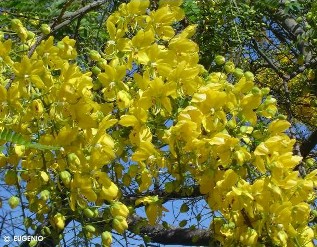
[51, 0, 76, 29]
[0, 213, 7, 236]
[16, 172, 29, 235]
[28, 0, 108, 57]
[251, 39, 290, 81]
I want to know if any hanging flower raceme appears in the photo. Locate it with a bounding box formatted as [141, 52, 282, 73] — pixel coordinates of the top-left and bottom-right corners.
[0, 0, 316, 246]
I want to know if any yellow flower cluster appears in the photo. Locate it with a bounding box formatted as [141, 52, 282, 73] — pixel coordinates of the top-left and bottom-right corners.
[1, 23, 122, 243]
[102, 1, 316, 245]
[0, 0, 316, 246]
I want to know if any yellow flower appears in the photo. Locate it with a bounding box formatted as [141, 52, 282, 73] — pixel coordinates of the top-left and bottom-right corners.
[117, 90, 131, 109]
[140, 77, 176, 113]
[138, 169, 152, 191]
[240, 93, 262, 125]
[268, 119, 291, 134]
[99, 182, 119, 202]
[239, 228, 258, 246]
[0, 40, 13, 64]
[57, 36, 77, 59]
[31, 99, 44, 115]
[52, 213, 65, 230]
[146, 203, 162, 225]
[13, 56, 45, 88]
[69, 174, 98, 210]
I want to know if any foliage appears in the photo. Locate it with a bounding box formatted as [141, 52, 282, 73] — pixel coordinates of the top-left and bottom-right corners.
[0, 128, 60, 151]
[0, 0, 124, 55]
[180, 0, 317, 127]
[0, 0, 317, 247]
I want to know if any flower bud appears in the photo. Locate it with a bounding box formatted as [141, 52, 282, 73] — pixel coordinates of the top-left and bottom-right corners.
[214, 55, 225, 65]
[224, 61, 235, 73]
[53, 213, 65, 230]
[89, 50, 101, 61]
[83, 208, 95, 218]
[101, 231, 112, 246]
[59, 170, 72, 186]
[40, 24, 51, 35]
[84, 224, 96, 233]
[112, 216, 128, 234]
[110, 202, 129, 218]
[8, 196, 20, 209]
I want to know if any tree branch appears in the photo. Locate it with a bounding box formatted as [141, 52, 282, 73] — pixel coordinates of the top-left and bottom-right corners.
[251, 39, 290, 81]
[300, 129, 317, 158]
[28, 0, 108, 57]
[128, 214, 218, 246]
[123, 185, 203, 206]
[50, 0, 108, 33]
[275, 1, 311, 63]
[51, 0, 76, 29]
[289, 58, 317, 80]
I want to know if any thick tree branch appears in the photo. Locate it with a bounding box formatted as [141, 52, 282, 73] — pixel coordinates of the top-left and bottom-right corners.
[128, 214, 218, 246]
[289, 58, 317, 79]
[300, 129, 317, 158]
[275, 1, 311, 63]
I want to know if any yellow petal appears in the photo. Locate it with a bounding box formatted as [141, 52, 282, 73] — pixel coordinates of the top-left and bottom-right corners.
[268, 120, 291, 134]
[119, 115, 139, 127]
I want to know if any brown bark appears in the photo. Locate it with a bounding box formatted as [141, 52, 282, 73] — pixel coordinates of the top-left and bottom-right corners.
[300, 129, 317, 158]
[128, 214, 219, 246]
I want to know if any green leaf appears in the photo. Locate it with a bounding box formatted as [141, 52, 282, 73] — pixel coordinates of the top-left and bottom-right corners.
[196, 213, 201, 221]
[0, 128, 60, 151]
[179, 220, 187, 227]
[162, 221, 169, 229]
[180, 203, 189, 213]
